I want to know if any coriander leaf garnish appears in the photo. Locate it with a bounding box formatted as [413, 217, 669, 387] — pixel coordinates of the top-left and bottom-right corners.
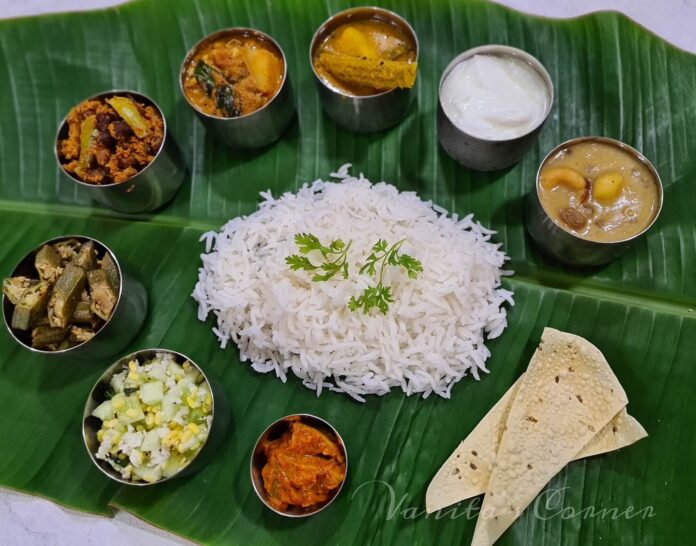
[351, 239, 423, 315]
[285, 254, 317, 271]
[348, 285, 393, 315]
[286, 233, 352, 282]
[285, 234, 422, 314]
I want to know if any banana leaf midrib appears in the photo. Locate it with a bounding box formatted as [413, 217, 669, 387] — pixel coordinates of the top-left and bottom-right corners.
[4, 198, 693, 318]
[1, 0, 695, 544]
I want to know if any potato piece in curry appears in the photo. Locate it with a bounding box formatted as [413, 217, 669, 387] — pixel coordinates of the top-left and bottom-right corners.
[58, 95, 164, 185]
[313, 18, 418, 96]
[260, 418, 346, 511]
[182, 32, 285, 118]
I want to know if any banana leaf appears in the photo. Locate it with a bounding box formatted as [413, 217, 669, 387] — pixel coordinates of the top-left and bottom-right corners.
[0, 0, 694, 544]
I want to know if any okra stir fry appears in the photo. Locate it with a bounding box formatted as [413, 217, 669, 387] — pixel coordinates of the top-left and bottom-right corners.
[2, 239, 119, 351]
[91, 352, 213, 483]
[58, 94, 164, 185]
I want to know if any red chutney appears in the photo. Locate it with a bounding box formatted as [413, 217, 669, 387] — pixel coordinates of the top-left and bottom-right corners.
[261, 419, 346, 511]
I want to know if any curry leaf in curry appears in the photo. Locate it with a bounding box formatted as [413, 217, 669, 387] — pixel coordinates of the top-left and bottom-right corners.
[215, 85, 240, 117]
[193, 60, 216, 97]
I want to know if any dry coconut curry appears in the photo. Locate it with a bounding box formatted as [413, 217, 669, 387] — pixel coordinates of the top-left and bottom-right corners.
[182, 32, 284, 118]
[313, 18, 417, 96]
[260, 418, 346, 511]
[58, 95, 164, 185]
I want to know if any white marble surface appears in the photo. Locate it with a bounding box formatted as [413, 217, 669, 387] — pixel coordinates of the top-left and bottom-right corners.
[0, 0, 694, 545]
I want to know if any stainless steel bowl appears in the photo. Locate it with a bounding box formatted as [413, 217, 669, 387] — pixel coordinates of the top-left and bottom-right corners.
[180, 28, 295, 149]
[55, 90, 186, 214]
[83, 348, 228, 486]
[250, 413, 348, 517]
[309, 6, 418, 133]
[2, 235, 147, 358]
[526, 136, 664, 266]
[437, 45, 554, 171]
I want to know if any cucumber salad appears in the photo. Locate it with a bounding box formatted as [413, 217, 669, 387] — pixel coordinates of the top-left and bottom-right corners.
[92, 352, 213, 483]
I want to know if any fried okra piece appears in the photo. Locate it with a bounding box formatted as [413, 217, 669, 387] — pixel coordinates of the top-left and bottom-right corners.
[54, 339, 73, 351]
[53, 239, 82, 262]
[73, 240, 98, 271]
[32, 326, 69, 349]
[87, 269, 117, 320]
[72, 300, 94, 323]
[69, 326, 95, 344]
[11, 281, 50, 330]
[99, 252, 120, 290]
[33, 314, 50, 327]
[48, 264, 86, 328]
[2, 277, 34, 305]
[35, 245, 63, 283]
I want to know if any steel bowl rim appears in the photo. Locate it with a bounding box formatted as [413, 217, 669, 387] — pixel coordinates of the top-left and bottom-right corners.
[178, 27, 289, 122]
[308, 5, 419, 100]
[2, 234, 124, 356]
[54, 89, 168, 189]
[82, 348, 217, 486]
[249, 413, 348, 517]
[437, 44, 554, 143]
[535, 135, 664, 245]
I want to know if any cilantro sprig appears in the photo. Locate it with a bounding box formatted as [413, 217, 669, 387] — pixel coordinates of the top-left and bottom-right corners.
[285, 233, 352, 282]
[348, 239, 423, 315]
[286, 234, 423, 315]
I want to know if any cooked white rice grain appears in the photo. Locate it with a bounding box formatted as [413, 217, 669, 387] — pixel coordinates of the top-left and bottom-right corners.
[192, 166, 513, 401]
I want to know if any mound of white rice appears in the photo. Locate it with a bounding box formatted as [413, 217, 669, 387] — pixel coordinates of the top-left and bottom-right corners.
[192, 165, 513, 402]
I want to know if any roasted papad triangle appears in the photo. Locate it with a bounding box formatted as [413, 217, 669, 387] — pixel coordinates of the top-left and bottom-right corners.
[426, 380, 646, 513]
[470, 328, 630, 546]
[426, 377, 522, 514]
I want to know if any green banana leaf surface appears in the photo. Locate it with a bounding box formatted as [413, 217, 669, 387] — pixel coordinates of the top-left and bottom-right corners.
[1, 0, 695, 544]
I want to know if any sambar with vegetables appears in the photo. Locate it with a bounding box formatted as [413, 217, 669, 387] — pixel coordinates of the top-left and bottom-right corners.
[182, 30, 284, 118]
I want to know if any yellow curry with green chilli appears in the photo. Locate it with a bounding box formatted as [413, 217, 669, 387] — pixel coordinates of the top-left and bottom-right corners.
[183, 33, 284, 118]
[260, 418, 346, 511]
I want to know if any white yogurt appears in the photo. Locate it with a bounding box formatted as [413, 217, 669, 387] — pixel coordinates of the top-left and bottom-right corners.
[440, 54, 549, 140]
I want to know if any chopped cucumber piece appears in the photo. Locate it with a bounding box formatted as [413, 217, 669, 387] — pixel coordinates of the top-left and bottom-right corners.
[91, 399, 114, 421]
[144, 365, 167, 382]
[119, 395, 145, 424]
[141, 429, 161, 452]
[140, 381, 164, 405]
[111, 392, 127, 412]
[110, 371, 126, 394]
[133, 466, 162, 483]
[167, 361, 185, 377]
[162, 393, 179, 420]
[184, 369, 202, 384]
[161, 453, 187, 478]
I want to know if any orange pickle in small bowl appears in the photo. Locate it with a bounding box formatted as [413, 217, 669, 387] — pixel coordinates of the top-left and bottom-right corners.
[250, 414, 348, 517]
